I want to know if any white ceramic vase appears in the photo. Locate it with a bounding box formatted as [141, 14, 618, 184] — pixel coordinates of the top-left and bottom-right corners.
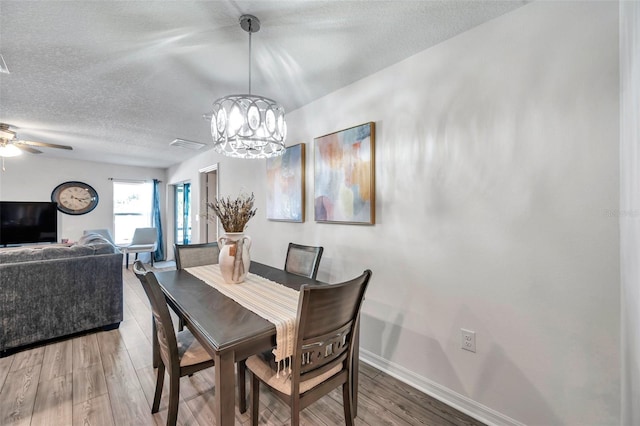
[217, 232, 252, 284]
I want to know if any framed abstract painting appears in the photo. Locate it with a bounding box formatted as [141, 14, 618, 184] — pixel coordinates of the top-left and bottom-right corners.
[314, 122, 375, 224]
[266, 143, 305, 222]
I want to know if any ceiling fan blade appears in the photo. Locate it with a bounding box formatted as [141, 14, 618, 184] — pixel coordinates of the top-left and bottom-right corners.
[15, 144, 42, 154]
[17, 140, 73, 150]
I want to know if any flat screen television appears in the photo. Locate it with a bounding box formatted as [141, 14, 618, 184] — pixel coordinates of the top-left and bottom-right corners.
[0, 201, 58, 246]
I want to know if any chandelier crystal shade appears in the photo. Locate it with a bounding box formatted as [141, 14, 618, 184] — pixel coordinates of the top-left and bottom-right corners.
[210, 15, 286, 159]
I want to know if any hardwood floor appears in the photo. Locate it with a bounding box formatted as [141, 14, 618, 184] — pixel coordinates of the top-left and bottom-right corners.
[0, 266, 485, 426]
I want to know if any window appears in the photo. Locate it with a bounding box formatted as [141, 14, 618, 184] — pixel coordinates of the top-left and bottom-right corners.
[113, 180, 152, 245]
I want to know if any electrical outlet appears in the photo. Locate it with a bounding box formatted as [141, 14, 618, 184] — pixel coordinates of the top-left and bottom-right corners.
[461, 329, 476, 353]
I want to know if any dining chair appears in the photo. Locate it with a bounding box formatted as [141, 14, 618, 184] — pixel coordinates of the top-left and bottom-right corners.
[246, 269, 372, 426]
[82, 228, 115, 245]
[174, 242, 220, 270]
[173, 242, 220, 331]
[120, 227, 158, 268]
[132, 261, 215, 426]
[284, 242, 324, 280]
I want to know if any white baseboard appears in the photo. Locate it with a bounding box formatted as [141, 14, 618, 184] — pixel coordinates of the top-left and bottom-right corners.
[359, 349, 524, 426]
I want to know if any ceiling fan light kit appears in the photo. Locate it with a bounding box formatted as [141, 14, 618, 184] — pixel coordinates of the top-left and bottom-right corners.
[0, 144, 22, 157]
[0, 125, 21, 160]
[209, 15, 287, 159]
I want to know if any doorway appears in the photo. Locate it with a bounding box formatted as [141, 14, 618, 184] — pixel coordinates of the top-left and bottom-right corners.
[199, 164, 218, 243]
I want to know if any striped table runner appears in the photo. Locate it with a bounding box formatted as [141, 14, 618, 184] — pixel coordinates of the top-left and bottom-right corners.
[185, 264, 299, 366]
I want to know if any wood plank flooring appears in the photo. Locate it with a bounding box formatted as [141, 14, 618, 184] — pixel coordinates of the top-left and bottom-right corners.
[0, 265, 486, 426]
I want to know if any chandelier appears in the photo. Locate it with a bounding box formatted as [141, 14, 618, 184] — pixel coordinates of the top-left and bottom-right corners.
[210, 15, 286, 159]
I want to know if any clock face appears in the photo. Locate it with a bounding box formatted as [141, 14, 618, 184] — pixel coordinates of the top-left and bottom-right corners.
[51, 181, 99, 215]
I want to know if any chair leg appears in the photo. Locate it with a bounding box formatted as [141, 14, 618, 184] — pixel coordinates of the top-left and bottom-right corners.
[342, 380, 354, 426]
[178, 317, 185, 332]
[125, 253, 130, 269]
[238, 360, 247, 413]
[291, 397, 300, 426]
[151, 252, 155, 266]
[167, 373, 180, 426]
[152, 363, 165, 413]
[250, 372, 260, 426]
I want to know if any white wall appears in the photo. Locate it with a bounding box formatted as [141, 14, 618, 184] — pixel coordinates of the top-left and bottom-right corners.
[0, 155, 166, 245]
[620, 1, 640, 424]
[168, 2, 620, 424]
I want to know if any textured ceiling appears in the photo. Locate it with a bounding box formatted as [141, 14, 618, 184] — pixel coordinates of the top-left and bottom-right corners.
[0, 0, 527, 168]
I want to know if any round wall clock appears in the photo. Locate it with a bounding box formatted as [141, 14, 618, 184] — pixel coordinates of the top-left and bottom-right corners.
[51, 181, 99, 215]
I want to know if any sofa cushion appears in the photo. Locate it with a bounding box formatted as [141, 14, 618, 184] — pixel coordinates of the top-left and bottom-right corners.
[0, 248, 44, 264]
[42, 245, 95, 259]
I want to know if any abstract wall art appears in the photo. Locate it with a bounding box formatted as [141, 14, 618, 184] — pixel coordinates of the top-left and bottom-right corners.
[314, 122, 375, 224]
[266, 143, 305, 222]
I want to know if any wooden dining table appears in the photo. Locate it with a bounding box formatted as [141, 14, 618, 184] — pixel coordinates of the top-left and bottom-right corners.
[153, 261, 360, 426]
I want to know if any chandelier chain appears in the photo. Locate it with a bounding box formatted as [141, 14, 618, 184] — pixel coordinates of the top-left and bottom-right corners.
[248, 23, 252, 94]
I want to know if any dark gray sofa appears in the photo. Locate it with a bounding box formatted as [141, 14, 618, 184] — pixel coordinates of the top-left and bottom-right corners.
[0, 241, 123, 354]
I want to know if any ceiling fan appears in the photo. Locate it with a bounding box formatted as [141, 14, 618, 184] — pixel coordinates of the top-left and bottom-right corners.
[0, 123, 73, 170]
[0, 122, 72, 153]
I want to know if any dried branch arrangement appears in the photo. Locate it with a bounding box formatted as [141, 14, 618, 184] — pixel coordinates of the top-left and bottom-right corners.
[207, 192, 257, 232]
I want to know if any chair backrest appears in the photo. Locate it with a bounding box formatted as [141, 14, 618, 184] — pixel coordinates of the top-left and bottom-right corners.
[131, 227, 158, 247]
[284, 243, 324, 280]
[292, 270, 372, 389]
[83, 228, 115, 245]
[174, 242, 220, 269]
[132, 260, 179, 372]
